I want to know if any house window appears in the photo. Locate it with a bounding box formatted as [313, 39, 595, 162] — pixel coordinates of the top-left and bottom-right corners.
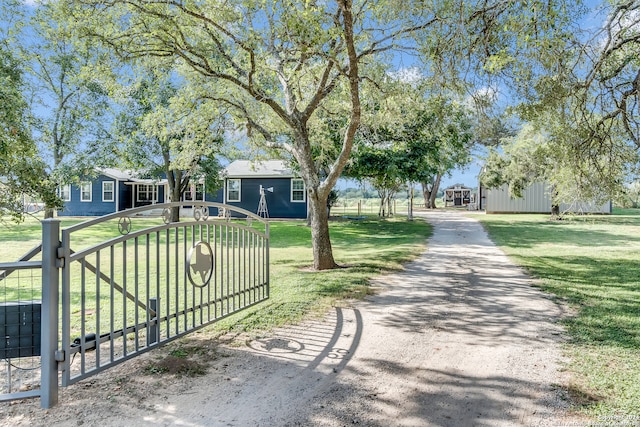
[182, 183, 204, 202]
[58, 184, 71, 202]
[102, 181, 114, 202]
[183, 186, 193, 201]
[227, 179, 241, 202]
[137, 184, 157, 202]
[80, 182, 92, 202]
[291, 179, 305, 202]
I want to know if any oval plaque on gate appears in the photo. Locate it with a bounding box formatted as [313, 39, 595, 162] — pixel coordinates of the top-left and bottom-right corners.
[187, 241, 214, 288]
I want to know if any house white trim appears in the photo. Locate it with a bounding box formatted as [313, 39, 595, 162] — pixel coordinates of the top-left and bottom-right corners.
[290, 178, 305, 203]
[80, 182, 92, 202]
[102, 181, 115, 202]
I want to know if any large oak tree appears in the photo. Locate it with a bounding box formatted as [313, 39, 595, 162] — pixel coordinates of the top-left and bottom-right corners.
[64, 0, 583, 269]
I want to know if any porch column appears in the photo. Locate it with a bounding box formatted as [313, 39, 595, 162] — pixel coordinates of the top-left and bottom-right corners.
[115, 180, 120, 212]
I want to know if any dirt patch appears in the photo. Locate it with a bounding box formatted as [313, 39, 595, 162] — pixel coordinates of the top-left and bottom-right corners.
[143, 355, 207, 377]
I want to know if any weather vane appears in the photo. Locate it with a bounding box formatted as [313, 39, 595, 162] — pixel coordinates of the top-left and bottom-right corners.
[257, 185, 273, 218]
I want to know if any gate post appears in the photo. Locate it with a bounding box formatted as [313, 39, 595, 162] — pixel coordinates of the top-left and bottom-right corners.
[41, 219, 60, 409]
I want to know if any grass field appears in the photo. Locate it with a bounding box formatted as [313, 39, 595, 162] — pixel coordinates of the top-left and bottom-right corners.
[213, 215, 431, 333]
[476, 209, 640, 417]
[0, 213, 431, 334]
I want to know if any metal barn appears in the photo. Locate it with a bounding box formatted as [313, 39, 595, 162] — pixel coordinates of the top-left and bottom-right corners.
[479, 182, 612, 214]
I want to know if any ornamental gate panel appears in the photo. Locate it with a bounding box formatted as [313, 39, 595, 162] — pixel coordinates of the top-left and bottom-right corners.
[56, 202, 269, 388]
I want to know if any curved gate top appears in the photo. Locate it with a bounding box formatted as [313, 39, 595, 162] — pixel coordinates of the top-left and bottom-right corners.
[57, 202, 269, 387]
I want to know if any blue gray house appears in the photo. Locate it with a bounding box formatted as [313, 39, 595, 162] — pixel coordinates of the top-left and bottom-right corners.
[219, 160, 307, 219]
[58, 168, 172, 216]
[57, 161, 307, 219]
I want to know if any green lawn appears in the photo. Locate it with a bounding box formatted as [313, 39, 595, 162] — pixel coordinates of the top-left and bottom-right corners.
[213, 216, 431, 333]
[1, 213, 431, 335]
[476, 209, 640, 416]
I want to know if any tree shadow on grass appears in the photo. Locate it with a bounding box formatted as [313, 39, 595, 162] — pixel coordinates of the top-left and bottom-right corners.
[524, 256, 640, 349]
[480, 219, 638, 249]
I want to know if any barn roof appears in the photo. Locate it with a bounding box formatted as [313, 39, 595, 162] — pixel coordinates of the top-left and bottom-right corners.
[443, 184, 473, 191]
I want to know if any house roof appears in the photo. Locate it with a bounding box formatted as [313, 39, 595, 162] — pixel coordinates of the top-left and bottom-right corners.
[224, 160, 295, 178]
[101, 168, 135, 180]
[100, 168, 168, 184]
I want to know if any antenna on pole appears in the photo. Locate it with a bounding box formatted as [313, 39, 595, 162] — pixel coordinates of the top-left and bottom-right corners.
[257, 185, 273, 218]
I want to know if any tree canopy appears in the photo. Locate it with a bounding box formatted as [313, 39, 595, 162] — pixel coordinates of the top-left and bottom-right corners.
[3, 0, 114, 217]
[346, 84, 473, 214]
[111, 68, 225, 221]
[0, 0, 606, 266]
[0, 42, 59, 222]
[57, 0, 591, 268]
[482, 1, 640, 206]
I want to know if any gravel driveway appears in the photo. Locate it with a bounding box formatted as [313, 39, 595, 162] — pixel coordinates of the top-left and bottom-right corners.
[269, 210, 572, 427]
[2, 210, 577, 427]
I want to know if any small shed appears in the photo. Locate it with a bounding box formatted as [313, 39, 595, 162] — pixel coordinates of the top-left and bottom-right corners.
[443, 184, 473, 207]
[218, 160, 307, 219]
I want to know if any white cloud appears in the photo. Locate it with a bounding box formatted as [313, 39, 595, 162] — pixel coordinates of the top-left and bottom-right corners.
[617, 8, 640, 32]
[592, 6, 640, 53]
[463, 86, 499, 109]
[387, 67, 423, 84]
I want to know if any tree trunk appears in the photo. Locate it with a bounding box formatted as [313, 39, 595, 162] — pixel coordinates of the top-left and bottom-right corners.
[421, 182, 432, 208]
[170, 191, 181, 222]
[408, 185, 414, 221]
[429, 174, 442, 209]
[378, 189, 386, 217]
[421, 174, 442, 209]
[44, 140, 64, 219]
[169, 189, 181, 223]
[166, 166, 182, 222]
[550, 185, 560, 217]
[308, 190, 338, 270]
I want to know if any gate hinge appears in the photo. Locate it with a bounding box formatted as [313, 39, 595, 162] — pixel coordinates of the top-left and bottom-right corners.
[56, 247, 65, 268]
[55, 349, 65, 363]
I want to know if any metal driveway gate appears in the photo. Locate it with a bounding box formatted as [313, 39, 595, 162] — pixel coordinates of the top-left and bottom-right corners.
[2, 202, 269, 408]
[60, 202, 269, 386]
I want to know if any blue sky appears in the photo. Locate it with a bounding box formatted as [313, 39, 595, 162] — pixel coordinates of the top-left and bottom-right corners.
[441, 160, 483, 189]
